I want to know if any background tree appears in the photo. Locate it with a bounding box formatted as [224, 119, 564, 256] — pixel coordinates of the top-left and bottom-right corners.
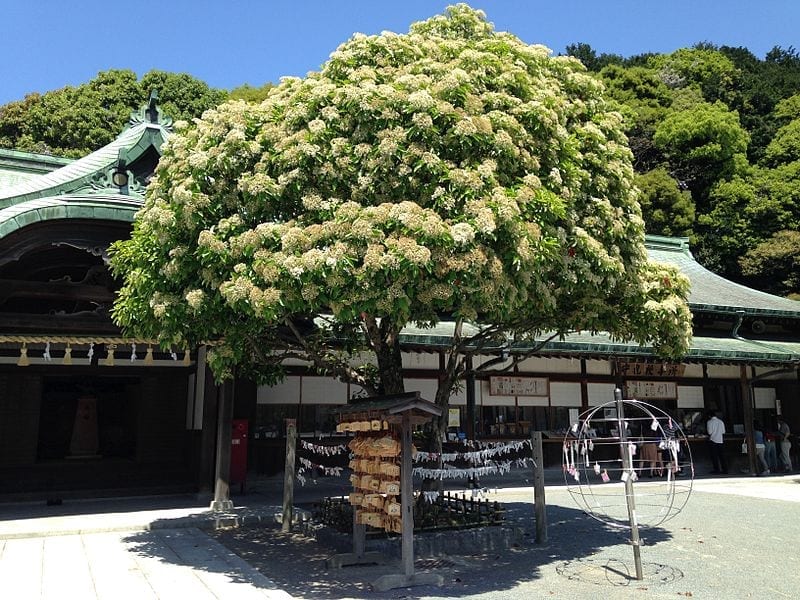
[699, 163, 800, 278]
[229, 83, 276, 103]
[648, 47, 740, 105]
[740, 230, 800, 298]
[0, 69, 227, 157]
[138, 70, 228, 122]
[599, 64, 672, 171]
[564, 42, 623, 72]
[635, 168, 695, 238]
[111, 4, 692, 445]
[653, 99, 749, 208]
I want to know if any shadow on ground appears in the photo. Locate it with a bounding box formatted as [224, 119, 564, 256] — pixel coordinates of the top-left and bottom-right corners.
[0, 494, 205, 522]
[197, 501, 672, 599]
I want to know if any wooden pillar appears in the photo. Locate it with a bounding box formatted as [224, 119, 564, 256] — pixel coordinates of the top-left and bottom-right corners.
[197, 363, 218, 500]
[741, 365, 756, 474]
[466, 354, 476, 440]
[282, 418, 297, 532]
[401, 411, 414, 576]
[210, 378, 235, 511]
[580, 359, 589, 413]
[532, 430, 547, 544]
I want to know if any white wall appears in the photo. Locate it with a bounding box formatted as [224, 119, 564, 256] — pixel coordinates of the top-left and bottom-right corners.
[677, 385, 704, 408]
[549, 382, 582, 407]
[587, 383, 617, 406]
[754, 387, 776, 409]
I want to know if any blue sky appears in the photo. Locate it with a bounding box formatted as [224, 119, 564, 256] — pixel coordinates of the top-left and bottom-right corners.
[3, 1, 798, 105]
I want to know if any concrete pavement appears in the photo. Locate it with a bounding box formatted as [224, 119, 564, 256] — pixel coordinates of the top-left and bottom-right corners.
[1, 470, 799, 599]
[0, 495, 293, 600]
[0, 528, 292, 600]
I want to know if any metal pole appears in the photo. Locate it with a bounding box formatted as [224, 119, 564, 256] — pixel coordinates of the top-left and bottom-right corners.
[615, 388, 643, 580]
[282, 418, 297, 532]
[532, 430, 548, 543]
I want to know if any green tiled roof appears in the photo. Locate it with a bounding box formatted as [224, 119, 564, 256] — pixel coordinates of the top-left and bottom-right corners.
[0, 148, 74, 190]
[646, 235, 800, 317]
[0, 123, 163, 208]
[397, 322, 800, 365]
[0, 195, 141, 240]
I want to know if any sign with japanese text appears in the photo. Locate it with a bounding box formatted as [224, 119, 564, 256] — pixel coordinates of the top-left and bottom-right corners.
[448, 408, 461, 428]
[614, 360, 685, 378]
[489, 376, 549, 397]
[625, 380, 678, 400]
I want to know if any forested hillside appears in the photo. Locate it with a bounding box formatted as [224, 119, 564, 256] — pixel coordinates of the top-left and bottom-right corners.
[566, 43, 800, 298]
[1, 43, 799, 297]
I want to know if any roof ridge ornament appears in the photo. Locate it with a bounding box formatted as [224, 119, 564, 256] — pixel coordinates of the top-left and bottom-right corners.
[128, 90, 173, 131]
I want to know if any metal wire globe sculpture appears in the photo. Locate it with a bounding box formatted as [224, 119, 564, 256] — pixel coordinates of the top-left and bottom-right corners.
[563, 399, 693, 529]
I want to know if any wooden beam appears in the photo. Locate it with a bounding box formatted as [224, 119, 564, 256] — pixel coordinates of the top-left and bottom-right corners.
[0, 313, 119, 334]
[0, 278, 115, 304]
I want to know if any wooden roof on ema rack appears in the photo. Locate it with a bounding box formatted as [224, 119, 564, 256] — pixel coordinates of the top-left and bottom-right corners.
[333, 391, 442, 420]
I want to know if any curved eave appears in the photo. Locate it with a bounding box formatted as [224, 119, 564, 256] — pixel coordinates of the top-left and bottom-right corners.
[688, 303, 800, 320]
[0, 194, 143, 240]
[647, 240, 800, 318]
[398, 324, 800, 366]
[0, 123, 166, 207]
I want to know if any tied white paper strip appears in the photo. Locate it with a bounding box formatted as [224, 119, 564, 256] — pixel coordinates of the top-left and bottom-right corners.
[414, 460, 514, 481]
[414, 439, 532, 464]
[130, 343, 137, 362]
[43, 342, 51, 361]
[298, 456, 343, 476]
[422, 491, 440, 503]
[87, 342, 94, 361]
[651, 418, 659, 431]
[300, 440, 349, 456]
[458, 439, 533, 450]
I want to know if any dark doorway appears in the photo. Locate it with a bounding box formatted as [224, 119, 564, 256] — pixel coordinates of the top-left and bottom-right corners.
[37, 377, 139, 461]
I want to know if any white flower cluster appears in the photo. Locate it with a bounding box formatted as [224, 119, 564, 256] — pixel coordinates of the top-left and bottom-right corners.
[112, 4, 691, 368]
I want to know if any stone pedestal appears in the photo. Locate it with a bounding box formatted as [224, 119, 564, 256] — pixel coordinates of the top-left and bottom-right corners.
[69, 396, 99, 458]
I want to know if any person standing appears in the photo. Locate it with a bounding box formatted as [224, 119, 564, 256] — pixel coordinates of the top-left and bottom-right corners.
[764, 425, 779, 472]
[753, 421, 770, 476]
[777, 416, 793, 473]
[707, 411, 728, 474]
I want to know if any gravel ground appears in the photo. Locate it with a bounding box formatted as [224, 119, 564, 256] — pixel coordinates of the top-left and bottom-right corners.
[212, 476, 800, 600]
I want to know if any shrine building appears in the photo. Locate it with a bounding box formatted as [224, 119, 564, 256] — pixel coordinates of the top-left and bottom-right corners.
[0, 99, 797, 500]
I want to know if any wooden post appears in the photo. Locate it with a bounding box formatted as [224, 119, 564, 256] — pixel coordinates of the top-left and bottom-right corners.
[741, 365, 756, 474]
[282, 418, 297, 532]
[466, 354, 476, 440]
[210, 378, 234, 511]
[352, 510, 366, 557]
[532, 430, 548, 544]
[401, 411, 414, 576]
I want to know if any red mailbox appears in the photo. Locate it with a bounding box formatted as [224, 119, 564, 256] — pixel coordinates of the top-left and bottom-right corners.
[230, 419, 249, 493]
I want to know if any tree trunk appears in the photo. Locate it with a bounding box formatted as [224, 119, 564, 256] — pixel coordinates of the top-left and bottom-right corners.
[375, 319, 405, 395]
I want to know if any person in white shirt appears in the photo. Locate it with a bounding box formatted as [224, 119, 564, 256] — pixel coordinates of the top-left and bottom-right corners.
[707, 411, 728, 474]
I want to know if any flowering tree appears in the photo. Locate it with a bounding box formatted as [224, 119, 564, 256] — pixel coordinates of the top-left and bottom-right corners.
[110, 6, 691, 422]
